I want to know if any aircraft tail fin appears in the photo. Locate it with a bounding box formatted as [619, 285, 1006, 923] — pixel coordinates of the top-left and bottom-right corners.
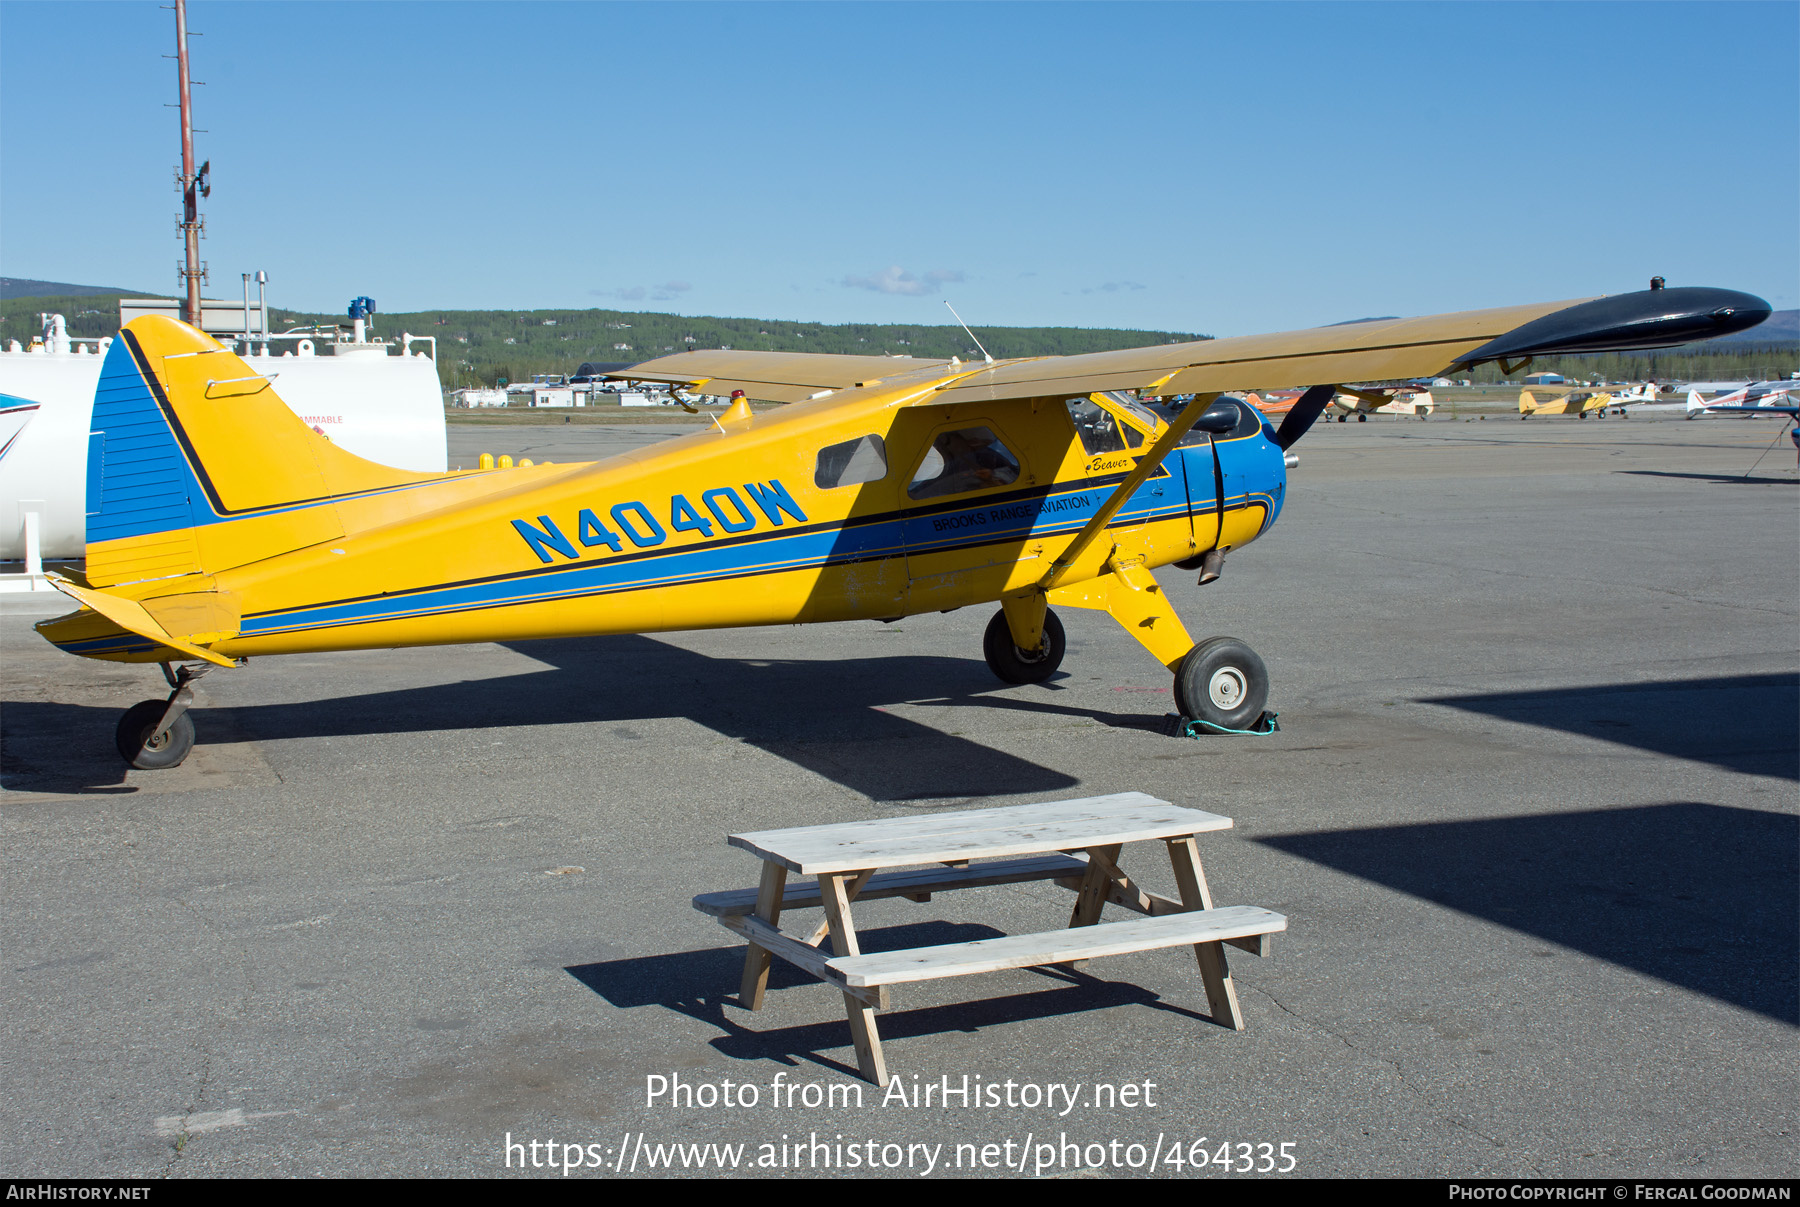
[83, 316, 440, 589]
[1686, 389, 1707, 414]
[1519, 390, 1538, 413]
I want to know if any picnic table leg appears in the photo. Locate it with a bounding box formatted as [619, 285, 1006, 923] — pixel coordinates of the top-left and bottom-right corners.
[1063, 843, 1123, 969]
[820, 871, 889, 1087]
[738, 862, 787, 1010]
[1166, 836, 1245, 1030]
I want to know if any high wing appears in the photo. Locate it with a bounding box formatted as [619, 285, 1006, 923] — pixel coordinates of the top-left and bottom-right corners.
[606, 287, 1770, 407]
[610, 350, 953, 403]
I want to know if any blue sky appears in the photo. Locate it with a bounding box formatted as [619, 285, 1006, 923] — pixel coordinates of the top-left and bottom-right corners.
[2, 1, 1795, 336]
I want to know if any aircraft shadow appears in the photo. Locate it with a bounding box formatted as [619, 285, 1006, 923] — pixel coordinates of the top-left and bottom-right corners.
[1617, 469, 1797, 487]
[1423, 673, 1798, 780]
[1262, 803, 1798, 1023]
[865, 686, 1179, 737]
[0, 693, 139, 794]
[0, 635, 1080, 802]
[565, 921, 1210, 1078]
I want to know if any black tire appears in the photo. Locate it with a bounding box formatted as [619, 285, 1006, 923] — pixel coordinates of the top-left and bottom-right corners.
[1173, 637, 1268, 729]
[1356, 413, 1367, 423]
[115, 699, 195, 769]
[983, 608, 1065, 685]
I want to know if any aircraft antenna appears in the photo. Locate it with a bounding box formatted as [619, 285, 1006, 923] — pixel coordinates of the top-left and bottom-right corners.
[943, 301, 993, 364]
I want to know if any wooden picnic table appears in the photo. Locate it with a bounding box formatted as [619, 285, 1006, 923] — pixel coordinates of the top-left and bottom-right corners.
[693, 791, 1286, 1086]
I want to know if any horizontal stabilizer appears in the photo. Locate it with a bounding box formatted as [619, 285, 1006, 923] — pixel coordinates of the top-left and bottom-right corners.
[44, 572, 235, 667]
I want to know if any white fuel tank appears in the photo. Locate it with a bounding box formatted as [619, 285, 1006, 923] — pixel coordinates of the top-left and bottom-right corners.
[0, 320, 447, 560]
[238, 341, 447, 474]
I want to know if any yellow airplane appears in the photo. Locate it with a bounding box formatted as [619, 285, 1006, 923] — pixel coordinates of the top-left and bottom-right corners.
[1518, 382, 1655, 419]
[36, 285, 1769, 767]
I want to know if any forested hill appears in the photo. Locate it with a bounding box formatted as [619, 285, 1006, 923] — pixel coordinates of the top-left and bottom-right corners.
[0, 292, 1207, 389]
[11, 286, 1789, 389]
[282, 306, 1210, 389]
[0, 277, 150, 300]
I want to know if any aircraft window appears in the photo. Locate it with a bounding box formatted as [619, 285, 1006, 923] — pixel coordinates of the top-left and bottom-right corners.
[1102, 391, 1164, 434]
[907, 426, 1021, 499]
[815, 434, 888, 489]
[1064, 397, 1130, 455]
[1225, 398, 1265, 439]
[1142, 397, 1217, 447]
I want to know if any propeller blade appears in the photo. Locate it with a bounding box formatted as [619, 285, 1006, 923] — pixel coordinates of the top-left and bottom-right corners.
[1274, 384, 1337, 449]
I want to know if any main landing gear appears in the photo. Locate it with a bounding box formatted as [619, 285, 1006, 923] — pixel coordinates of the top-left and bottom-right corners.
[983, 608, 1066, 684]
[115, 663, 208, 769]
[980, 560, 1272, 731]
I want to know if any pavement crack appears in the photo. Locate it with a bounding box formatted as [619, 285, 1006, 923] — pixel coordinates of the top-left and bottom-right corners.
[161, 1044, 214, 1176]
[1249, 983, 1508, 1151]
[154, 882, 259, 1175]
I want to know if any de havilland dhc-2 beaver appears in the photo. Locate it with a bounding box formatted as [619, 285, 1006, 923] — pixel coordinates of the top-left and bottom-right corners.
[33, 283, 1769, 768]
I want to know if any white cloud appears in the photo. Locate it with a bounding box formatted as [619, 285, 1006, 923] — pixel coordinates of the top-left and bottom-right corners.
[842, 266, 964, 296]
[1082, 281, 1148, 295]
[590, 281, 693, 303]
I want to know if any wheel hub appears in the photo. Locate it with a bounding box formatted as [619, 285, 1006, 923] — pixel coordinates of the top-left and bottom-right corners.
[1207, 666, 1246, 710]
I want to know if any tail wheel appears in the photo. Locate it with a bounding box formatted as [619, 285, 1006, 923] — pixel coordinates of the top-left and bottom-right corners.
[1174, 637, 1269, 730]
[115, 700, 195, 769]
[983, 608, 1066, 685]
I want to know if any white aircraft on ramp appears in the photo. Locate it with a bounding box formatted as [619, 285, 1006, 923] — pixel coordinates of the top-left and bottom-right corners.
[1685, 382, 1793, 416]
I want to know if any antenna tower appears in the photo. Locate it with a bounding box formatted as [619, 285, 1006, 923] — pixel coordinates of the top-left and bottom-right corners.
[173, 0, 206, 326]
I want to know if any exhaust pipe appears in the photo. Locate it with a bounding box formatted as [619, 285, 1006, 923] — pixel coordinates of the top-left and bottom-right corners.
[1197, 549, 1224, 585]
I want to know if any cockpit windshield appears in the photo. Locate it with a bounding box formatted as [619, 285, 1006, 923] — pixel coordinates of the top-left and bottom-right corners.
[1141, 396, 1218, 447]
[1100, 391, 1164, 435]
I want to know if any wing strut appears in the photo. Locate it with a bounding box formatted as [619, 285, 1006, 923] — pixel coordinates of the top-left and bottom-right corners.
[1040, 393, 1222, 592]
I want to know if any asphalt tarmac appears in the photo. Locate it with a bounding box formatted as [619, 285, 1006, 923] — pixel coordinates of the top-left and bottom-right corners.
[3, 415, 1795, 1179]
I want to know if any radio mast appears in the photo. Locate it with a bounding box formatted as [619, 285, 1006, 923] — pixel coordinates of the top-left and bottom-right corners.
[174, 0, 207, 327]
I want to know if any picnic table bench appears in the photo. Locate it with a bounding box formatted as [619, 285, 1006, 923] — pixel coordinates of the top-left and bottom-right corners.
[693, 791, 1287, 1086]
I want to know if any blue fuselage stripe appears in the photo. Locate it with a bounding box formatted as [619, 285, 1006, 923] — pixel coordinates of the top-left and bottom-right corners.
[236, 448, 1266, 638]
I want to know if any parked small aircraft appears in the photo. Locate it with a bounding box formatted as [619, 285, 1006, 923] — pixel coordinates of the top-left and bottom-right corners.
[1245, 391, 1291, 416]
[1685, 382, 1793, 415]
[1522, 381, 1662, 419]
[1328, 386, 1434, 421]
[0, 396, 38, 462]
[1685, 385, 1799, 462]
[1520, 382, 1663, 419]
[36, 285, 1769, 767]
